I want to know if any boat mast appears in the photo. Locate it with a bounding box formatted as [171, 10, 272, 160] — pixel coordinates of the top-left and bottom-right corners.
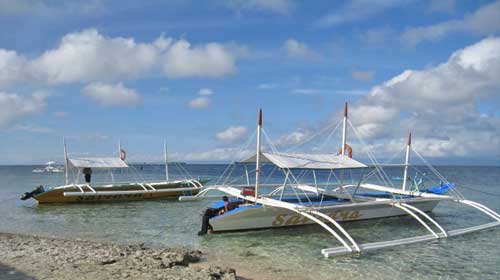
[118, 139, 122, 158]
[402, 132, 411, 191]
[63, 137, 69, 185]
[164, 140, 169, 181]
[340, 103, 348, 187]
[255, 109, 262, 201]
[341, 102, 348, 156]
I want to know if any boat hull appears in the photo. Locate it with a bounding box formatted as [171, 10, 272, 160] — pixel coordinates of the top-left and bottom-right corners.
[34, 181, 201, 203]
[209, 199, 441, 232]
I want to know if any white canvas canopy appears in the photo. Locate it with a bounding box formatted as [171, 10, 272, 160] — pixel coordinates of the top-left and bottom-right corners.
[241, 152, 367, 170]
[68, 157, 128, 169]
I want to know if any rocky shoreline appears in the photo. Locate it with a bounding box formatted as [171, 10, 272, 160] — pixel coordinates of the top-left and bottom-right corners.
[0, 232, 237, 280]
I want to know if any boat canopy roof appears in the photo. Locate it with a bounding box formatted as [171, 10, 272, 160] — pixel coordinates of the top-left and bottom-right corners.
[68, 157, 128, 169]
[240, 152, 367, 170]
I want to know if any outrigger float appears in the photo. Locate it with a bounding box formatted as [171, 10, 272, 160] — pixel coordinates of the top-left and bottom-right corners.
[186, 104, 500, 258]
[21, 141, 205, 203]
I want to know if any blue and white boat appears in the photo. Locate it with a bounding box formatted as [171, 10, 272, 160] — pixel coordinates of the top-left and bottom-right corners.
[186, 103, 500, 258]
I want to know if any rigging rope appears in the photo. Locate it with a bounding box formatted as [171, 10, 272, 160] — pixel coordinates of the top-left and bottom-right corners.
[457, 185, 500, 197]
[216, 129, 256, 186]
[412, 149, 465, 200]
[262, 128, 312, 205]
[284, 119, 342, 153]
[347, 121, 394, 188]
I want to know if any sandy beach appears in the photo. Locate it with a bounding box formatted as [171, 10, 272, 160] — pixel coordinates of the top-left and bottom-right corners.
[0, 232, 237, 280]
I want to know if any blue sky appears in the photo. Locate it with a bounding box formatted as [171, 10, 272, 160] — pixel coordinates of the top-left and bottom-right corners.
[0, 0, 499, 165]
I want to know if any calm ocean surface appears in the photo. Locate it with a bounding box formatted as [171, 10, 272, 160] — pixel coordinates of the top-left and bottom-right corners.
[1, 164, 499, 279]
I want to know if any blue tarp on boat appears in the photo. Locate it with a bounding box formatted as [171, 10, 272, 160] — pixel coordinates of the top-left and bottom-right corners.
[422, 182, 455, 195]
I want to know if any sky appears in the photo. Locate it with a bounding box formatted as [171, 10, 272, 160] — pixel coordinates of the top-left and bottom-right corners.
[0, 0, 499, 165]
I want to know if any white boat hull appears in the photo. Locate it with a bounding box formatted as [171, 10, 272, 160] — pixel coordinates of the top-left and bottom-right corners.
[210, 199, 440, 232]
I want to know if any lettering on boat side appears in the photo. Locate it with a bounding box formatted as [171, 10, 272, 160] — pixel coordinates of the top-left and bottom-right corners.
[271, 210, 362, 226]
[76, 194, 145, 201]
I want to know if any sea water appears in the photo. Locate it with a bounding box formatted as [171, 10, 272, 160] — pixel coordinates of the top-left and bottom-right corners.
[0, 165, 499, 279]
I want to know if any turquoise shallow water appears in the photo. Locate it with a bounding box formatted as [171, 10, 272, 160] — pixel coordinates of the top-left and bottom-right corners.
[1, 165, 500, 279]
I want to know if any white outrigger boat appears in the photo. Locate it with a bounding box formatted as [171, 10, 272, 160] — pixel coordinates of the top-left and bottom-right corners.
[22, 140, 205, 203]
[187, 104, 500, 258]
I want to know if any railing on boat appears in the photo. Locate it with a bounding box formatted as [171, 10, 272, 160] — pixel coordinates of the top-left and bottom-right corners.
[60, 179, 204, 197]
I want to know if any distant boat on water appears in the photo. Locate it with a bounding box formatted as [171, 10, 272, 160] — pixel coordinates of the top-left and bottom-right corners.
[32, 161, 64, 173]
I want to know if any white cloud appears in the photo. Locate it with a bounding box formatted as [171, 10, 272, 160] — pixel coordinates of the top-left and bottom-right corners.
[345, 37, 500, 157]
[273, 128, 314, 147]
[32, 29, 161, 84]
[359, 26, 396, 45]
[177, 147, 253, 162]
[428, 0, 456, 13]
[0, 0, 106, 17]
[198, 88, 214, 96]
[66, 132, 110, 142]
[402, 1, 500, 46]
[188, 88, 215, 109]
[188, 96, 211, 108]
[292, 88, 328, 95]
[316, 0, 409, 27]
[291, 88, 367, 95]
[162, 40, 236, 78]
[0, 49, 31, 86]
[351, 70, 375, 82]
[258, 83, 279, 90]
[12, 123, 53, 133]
[159, 87, 170, 94]
[335, 90, 367, 96]
[223, 0, 294, 15]
[216, 126, 248, 142]
[0, 0, 51, 15]
[54, 111, 67, 118]
[283, 38, 319, 60]
[0, 29, 238, 87]
[0, 91, 49, 128]
[82, 82, 140, 107]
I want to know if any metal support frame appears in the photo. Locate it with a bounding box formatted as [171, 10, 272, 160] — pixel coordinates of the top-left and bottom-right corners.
[63, 137, 69, 185]
[280, 170, 290, 200]
[392, 203, 439, 238]
[244, 165, 250, 186]
[458, 200, 500, 221]
[164, 140, 169, 181]
[322, 199, 500, 258]
[400, 202, 447, 237]
[402, 132, 411, 191]
[254, 109, 262, 201]
[307, 210, 360, 252]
